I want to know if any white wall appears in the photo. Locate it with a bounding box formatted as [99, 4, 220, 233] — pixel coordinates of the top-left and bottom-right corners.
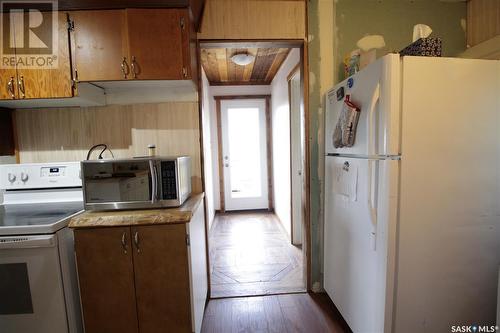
[201, 71, 216, 228]
[208, 85, 272, 211]
[270, 48, 300, 238]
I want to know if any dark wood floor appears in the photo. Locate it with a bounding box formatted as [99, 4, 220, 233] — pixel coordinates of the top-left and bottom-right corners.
[209, 212, 305, 298]
[201, 292, 351, 333]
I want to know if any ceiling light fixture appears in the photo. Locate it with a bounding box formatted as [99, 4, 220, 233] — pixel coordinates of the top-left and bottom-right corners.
[231, 52, 255, 66]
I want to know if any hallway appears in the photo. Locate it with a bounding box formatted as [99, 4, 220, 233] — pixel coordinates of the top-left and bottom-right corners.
[209, 212, 305, 298]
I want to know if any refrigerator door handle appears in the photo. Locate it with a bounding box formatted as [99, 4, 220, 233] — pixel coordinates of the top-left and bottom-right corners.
[367, 83, 381, 156]
[367, 159, 378, 250]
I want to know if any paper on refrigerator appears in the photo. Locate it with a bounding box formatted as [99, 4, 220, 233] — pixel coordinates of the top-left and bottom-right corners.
[331, 163, 358, 202]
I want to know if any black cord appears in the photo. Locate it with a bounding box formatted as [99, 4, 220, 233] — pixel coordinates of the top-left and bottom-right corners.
[86, 144, 108, 160]
[97, 146, 107, 159]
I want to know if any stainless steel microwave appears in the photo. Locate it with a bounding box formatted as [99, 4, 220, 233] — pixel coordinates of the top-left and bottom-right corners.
[81, 156, 191, 211]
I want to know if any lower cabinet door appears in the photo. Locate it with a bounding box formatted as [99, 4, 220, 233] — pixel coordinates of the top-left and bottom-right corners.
[74, 227, 138, 333]
[131, 224, 192, 333]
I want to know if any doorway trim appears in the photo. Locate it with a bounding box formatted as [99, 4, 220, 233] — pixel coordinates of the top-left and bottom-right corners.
[199, 39, 311, 292]
[287, 64, 302, 246]
[213, 94, 272, 213]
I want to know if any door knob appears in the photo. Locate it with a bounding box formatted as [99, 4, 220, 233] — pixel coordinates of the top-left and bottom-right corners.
[18, 76, 25, 98]
[121, 232, 128, 254]
[131, 56, 138, 79]
[134, 231, 140, 253]
[7, 77, 15, 99]
[120, 57, 129, 79]
[224, 163, 229, 167]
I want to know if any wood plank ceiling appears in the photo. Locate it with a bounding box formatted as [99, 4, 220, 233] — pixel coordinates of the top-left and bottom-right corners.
[201, 48, 291, 85]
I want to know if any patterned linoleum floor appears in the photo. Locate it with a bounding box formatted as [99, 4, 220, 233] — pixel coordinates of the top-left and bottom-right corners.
[209, 212, 305, 298]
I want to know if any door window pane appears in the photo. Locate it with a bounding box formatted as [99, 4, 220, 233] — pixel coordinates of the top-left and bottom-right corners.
[227, 107, 262, 198]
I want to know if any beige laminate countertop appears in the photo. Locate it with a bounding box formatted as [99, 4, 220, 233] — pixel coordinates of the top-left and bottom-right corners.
[69, 193, 204, 229]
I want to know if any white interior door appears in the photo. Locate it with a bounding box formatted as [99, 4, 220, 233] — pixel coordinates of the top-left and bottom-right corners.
[221, 99, 269, 211]
[290, 70, 304, 245]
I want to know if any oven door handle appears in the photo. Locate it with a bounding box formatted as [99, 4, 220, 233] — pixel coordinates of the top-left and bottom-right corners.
[149, 160, 158, 203]
[0, 235, 56, 249]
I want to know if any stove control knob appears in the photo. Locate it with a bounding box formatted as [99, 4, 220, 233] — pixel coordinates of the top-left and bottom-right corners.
[21, 173, 29, 183]
[8, 173, 16, 183]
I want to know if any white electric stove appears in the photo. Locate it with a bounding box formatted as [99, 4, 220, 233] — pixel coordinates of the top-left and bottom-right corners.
[0, 162, 83, 333]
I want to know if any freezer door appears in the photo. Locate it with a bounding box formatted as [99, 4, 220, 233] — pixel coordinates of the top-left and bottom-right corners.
[323, 156, 399, 333]
[325, 54, 401, 156]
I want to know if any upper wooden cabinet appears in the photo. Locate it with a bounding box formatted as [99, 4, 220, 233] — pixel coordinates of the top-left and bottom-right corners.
[59, 0, 206, 31]
[70, 8, 193, 81]
[0, 12, 73, 100]
[126, 9, 190, 80]
[70, 10, 128, 81]
[467, 0, 500, 47]
[0, 13, 17, 99]
[461, 0, 500, 59]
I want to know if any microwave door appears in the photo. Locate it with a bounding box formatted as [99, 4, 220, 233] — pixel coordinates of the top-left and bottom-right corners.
[83, 161, 154, 207]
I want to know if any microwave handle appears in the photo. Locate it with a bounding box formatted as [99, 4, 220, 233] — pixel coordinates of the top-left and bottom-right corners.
[149, 160, 158, 202]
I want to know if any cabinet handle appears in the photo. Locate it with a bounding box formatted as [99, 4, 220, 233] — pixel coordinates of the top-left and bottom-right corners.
[7, 77, 15, 99]
[121, 232, 128, 254]
[131, 56, 138, 79]
[134, 231, 140, 253]
[121, 57, 129, 79]
[18, 76, 25, 99]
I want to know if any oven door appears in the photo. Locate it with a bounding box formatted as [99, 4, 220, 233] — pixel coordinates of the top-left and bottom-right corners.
[82, 159, 159, 210]
[0, 234, 69, 333]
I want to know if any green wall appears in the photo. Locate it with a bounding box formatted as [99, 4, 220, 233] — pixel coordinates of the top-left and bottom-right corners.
[307, 0, 466, 290]
[335, 0, 467, 82]
[307, 0, 323, 291]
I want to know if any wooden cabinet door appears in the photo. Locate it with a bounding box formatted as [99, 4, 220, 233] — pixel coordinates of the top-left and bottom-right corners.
[131, 224, 192, 333]
[467, 0, 500, 47]
[0, 13, 18, 100]
[74, 227, 139, 333]
[71, 10, 128, 81]
[126, 9, 188, 80]
[16, 12, 73, 99]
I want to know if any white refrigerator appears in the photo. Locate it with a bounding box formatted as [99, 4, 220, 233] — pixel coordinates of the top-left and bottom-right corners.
[323, 54, 500, 333]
